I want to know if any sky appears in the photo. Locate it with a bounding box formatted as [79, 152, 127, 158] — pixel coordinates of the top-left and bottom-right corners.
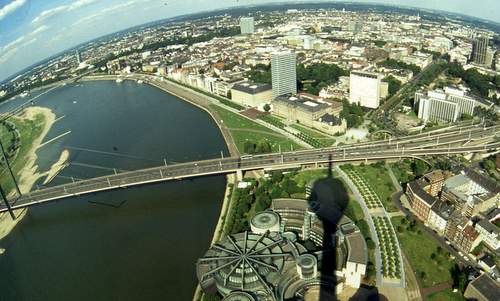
[0, 0, 499, 82]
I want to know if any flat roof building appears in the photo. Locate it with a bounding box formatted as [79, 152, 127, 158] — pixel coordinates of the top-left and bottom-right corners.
[272, 93, 346, 135]
[349, 70, 387, 109]
[416, 87, 476, 123]
[464, 273, 500, 301]
[240, 17, 255, 35]
[231, 81, 272, 108]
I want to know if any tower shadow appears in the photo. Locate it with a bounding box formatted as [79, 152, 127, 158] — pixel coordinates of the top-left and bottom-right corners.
[306, 155, 380, 301]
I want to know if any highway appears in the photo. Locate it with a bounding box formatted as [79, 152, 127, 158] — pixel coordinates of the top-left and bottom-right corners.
[1, 125, 499, 213]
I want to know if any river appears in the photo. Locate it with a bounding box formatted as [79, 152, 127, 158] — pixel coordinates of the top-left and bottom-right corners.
[0, 80, 229, 300]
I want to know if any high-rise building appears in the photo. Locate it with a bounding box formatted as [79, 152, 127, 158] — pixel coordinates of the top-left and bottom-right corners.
[271, 51, 297, 98]
[75, 49, 82, 64]
[415, 87, 476, 123]
[240, 17, 255, 35]
[349, 71, 386, 109]
[472, 35, 489, 65]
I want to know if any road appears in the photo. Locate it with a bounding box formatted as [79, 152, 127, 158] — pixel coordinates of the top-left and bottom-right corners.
[1, 131, 498, 213]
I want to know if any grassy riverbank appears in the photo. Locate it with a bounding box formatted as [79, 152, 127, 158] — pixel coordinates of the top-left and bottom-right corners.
[0, 107, 55, 195]
[209, 104, 303, 154]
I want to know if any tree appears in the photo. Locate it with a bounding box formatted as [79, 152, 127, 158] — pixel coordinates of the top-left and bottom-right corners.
[384, 76, 402, 98]
[450, 264, 468, 293]
[255, 139, 272, 154]
[483, 159, 496, 171]
[243, 140, 256, 154]
[202, 294, 222, 301]
[271, 171, 283, 184]
[263, 103, 271, 112]
[412, 160, 427, 177]
[297, 63, 348, 95]
[254, 196, 270, 212]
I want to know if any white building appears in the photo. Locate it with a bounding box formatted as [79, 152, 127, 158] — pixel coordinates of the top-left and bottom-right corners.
[427, 202, 453, 235]
[240, 17, 255, 35]
[431, 37, 454, 53]
[271, 51, 297, 98]
[475, 219, 499, 251]
[349, 71, 387, 109]
[343, 233, 367, 288]
[416, 87, 476, 123]
[231, 82, 273, 107]
[401, 51, 433, 69]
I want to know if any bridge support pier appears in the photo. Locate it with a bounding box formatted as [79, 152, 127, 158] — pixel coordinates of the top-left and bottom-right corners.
[236, 169, 243, 181]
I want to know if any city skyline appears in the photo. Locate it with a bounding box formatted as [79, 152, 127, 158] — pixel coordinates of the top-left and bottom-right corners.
[0, 0, 499, 82]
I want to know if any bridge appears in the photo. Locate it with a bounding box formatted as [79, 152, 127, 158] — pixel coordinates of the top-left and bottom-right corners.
[1, 123, 499, 214]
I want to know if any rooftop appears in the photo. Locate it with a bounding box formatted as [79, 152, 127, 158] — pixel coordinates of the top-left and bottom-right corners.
[408, 180, 437, 206]
[274, 94, 331, 113]
[466, 273, 500, 301]
[232, 81, 272, 94]
[345, 232, 368, 265]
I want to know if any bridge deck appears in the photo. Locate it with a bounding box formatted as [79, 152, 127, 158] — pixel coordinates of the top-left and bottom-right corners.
[2, 136, 499, 213]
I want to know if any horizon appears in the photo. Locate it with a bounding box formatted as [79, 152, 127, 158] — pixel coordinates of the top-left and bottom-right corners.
[0, 0, 499, 83]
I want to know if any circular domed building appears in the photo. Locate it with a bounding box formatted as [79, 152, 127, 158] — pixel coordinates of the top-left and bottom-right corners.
[197, 200, 367, 301]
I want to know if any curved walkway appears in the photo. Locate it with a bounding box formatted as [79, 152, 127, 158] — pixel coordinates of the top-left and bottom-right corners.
[335, 166, 383, 286]
[227, 127, 286, 138]
[336, 165, 406, 288]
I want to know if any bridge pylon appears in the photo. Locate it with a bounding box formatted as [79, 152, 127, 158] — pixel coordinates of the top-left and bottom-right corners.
[0, 184, 15, 220]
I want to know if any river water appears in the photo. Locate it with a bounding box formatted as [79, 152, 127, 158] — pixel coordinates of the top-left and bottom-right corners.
[0, 80, 229, 300]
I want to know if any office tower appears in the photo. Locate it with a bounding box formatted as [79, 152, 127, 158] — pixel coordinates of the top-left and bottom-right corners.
[240, 17, 255, 35]
[75, 50, 82, 64]
[472, 36, 489, 65]
[416, 87, 476, 123]
[271, 52, 297, 98]
[349, 71, 385, 109]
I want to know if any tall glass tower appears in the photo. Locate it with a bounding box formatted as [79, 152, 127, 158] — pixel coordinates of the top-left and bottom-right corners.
[271, 51, 297, 99]
[472, 35, 489, 65]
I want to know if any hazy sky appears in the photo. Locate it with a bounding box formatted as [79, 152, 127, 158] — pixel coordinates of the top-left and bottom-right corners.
[0, 0, 499, 82]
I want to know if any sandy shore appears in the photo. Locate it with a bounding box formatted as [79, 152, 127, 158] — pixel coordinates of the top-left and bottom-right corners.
[15, 107, 56, 194]
[1, 106, 67, 246]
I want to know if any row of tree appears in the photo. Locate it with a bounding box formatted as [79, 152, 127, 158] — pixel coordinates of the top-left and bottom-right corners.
[243, 139, 272, 155]
[296, 63, 348, 95]
[339, 100, 365, 128]
[447, 62, 499, 100]
[377, 58, 421, 75]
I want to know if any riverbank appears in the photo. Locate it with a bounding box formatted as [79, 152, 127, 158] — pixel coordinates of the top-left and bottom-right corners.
[0, 106, 66, 244]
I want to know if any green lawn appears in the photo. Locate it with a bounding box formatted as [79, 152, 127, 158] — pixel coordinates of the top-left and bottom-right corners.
[209, 104, 303, 154]
[352, 164, 398, 212]
[290, 124, 336, 146]
[426, 288, 465, 301]
[292, 169, 329, 187]
[392, 216, 454, 288]
[0, 113, 46, 194]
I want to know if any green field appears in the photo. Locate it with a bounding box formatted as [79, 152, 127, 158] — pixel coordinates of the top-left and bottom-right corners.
[0, 113, 46, 194]
[209, 104, 303, 154]
[392, 216, 454, 288]
[426, 288, 465, 301]
[351, 164, 398, 212]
